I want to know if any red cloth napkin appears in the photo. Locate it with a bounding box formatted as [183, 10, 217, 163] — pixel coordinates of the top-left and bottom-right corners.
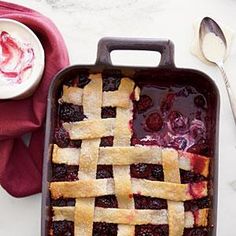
[0, 1, 69, 197]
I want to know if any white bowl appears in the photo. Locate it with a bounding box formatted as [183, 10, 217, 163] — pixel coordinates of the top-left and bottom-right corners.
[0, 18, 45, 99]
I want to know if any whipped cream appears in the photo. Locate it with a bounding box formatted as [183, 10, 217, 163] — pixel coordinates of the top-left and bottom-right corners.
[0, 19, 44, 99]
[0, 31, 35, 86]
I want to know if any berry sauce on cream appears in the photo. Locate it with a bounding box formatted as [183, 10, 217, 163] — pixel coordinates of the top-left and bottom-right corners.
[0, 31, 34, 85]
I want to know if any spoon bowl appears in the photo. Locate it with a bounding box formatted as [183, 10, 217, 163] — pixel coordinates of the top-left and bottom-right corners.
[199, 17, 227, 49]
[199, 17, 236, 124]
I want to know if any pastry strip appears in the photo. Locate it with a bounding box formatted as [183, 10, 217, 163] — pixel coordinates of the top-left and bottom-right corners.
[50, 178, 208, 200]
[60, 85, 83, 105]
[52, 206, 209, 228]
[52, 145, 80, 165]
[63, 118, 115, 140]
[103, 78, 135, 108]
[52, 145, 209, 177]
[74, 74, 102, 236]
[162, 149, 185, 236]
[112, 77, 135, 236]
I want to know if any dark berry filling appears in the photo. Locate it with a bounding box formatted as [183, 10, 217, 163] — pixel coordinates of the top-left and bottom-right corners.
[78, 74, 91, 88]
[96, 165, 113, 179]
[100, 136, 114, 147]
[160, 93, 175, 114]
[64, 73, 90, 88]
[54, 127, 70, 148]
[59, 103, 86, 122]
[68, 140, 82, 148]
[52, 221, 74, 236]
[93, 222, 117, 236]
[187, 141, 209, 156]
[180, 169, 206, 184]
[95, 195, 118, 208]
[183, 227, 209, 236]
[184, 197, 210, 211]
[134, 195, 167, 209]
[51, 198, 75, 206]
[145, 112, 163, 132]
[51, 164, 79, 182]
[168, 111, 190, 135]
[135, 224, 169, 236]
[50, 80, 212, 236]
[102, 107, 116, 118]
[132, 85, 210, 156]
[136, 95, 153, 113]
[194, 95, 207, 109]
[167, 136, 188, 150]
[131, 164, 164, 181]
[103, 76, 121, 91]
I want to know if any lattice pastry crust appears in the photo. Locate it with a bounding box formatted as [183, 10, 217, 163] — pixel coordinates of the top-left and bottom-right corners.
[49, 73, 210, 236]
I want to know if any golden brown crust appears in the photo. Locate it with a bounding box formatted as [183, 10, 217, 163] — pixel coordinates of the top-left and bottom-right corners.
[195, 208, 209, 227]
[52, 144, 80, 165]
[50, 179, 113, 199]
[63, 118, 116, 140]
[60, 85, 83, 105]
[52, 206, 209, 229]
[179, 151, 210, 177]
[74, 198, 95, 236]
[99, 146, 161, 165]
[51, 73, 210, 235]
[103, 78, 135, 108]
[162, 149, 185, 236]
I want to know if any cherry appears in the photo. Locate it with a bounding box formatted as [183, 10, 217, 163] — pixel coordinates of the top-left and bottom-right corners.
[134, 195, 167, 209]
[93, 222, 117, 236]
[150, 165, 164, 181]
[52, 164, 78, 182]
[64, 74, 90, 88]
[95, 195, 118, 208]
[51, 198, 75, 206]
[59, 103, 85, 122]
[184, 197, 210, 211]
[65, 165, 79, 181]
[68, 140, 82, 148]
[135, 225, 169, 236]
[54, 127, 70, 148]
[160, 93, 175, 114]
[51, 164, 67, 181]
[52, 221, 74, 235]
[194, 95, 206, 108]
[103, 76, 121, 91]
[78, 74, 91, 88]
[137, 95, 153, 113]
[180, 169, 205, 184]
[96, 165, 113, 178]
[102, 107, 116, 118]
[145, 112, 163, 131]
[168, 137, 187, 150]
[131, 164, 149, 178]
[183, 228, 209, 236]
[100, 136, 114, 147]
[187, 141, 209, 156]
[168, 111, 189, 134]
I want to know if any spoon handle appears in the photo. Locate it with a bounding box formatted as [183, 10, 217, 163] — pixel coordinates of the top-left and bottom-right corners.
[217, 63, 236, 124]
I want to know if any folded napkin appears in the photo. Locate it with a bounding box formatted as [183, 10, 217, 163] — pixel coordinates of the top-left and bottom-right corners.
[0, 1, 69, 197]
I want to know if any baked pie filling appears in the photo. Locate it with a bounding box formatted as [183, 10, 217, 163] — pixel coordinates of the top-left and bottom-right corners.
[49, 73, 212, 236]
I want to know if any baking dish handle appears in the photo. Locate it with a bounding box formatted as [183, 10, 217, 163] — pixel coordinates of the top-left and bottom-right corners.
[96, 37, 175, 67]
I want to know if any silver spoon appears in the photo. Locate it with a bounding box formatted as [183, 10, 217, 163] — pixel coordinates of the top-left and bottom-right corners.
[199, 17, 236, 124]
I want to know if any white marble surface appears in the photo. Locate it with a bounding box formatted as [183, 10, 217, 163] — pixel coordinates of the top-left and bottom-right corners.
[1, 0, 236, 235]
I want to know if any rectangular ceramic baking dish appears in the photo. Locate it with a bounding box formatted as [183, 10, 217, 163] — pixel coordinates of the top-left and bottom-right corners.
[41, 37, 219, 236]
